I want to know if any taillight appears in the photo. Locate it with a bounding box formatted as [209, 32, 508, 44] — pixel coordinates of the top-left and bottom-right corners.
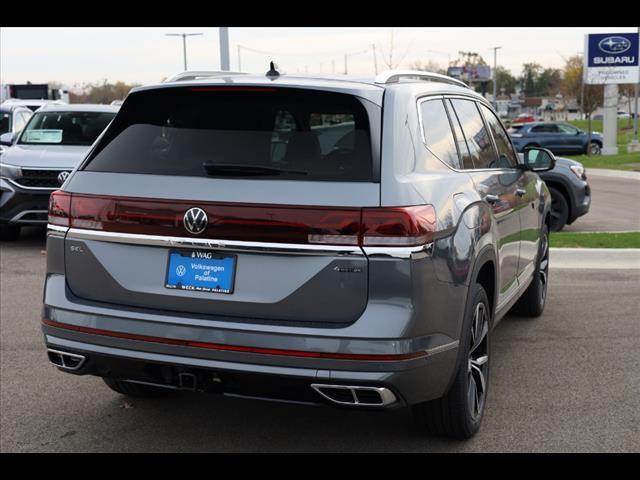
[48, 190, 72, 226]
[361, 206, 437, 246]
[51, 194, 437, 247]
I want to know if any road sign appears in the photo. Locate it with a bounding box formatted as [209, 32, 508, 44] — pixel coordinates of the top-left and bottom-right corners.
[584, 32, 639, 84]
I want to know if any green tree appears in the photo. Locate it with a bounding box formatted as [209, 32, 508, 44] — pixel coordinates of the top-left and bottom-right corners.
[520, 63, 544, 96]
[494, 66, 517, 96]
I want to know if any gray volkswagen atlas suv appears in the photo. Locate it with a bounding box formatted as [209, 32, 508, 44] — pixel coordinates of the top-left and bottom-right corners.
[42, 69, 554, 438]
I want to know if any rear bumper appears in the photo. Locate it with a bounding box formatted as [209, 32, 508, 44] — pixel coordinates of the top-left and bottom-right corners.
[43, 325, 459, 408]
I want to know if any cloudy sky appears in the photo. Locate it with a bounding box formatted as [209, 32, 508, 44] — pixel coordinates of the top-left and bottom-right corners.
[1, 27, 637, 88]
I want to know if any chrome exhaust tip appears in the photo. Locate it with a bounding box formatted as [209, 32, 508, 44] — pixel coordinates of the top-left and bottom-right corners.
[311, 384, 397, 407]
[47, 348, 86, 371]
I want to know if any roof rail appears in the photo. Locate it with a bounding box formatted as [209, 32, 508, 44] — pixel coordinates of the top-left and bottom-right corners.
[164, 71, 247, 82]
[374, 70, 469, 89]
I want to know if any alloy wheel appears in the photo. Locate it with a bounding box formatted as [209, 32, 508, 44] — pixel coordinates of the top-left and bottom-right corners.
[468, 302, 489, 422]
[589, 142, 601, 155]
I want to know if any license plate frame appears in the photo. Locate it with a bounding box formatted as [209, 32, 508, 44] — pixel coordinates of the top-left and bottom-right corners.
[164, 249, 237, 294]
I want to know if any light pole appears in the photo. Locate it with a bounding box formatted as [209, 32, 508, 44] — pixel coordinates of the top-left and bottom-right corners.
[165, 32, 203, 71]
[219, 27, 230, 71]
[490, 46, 502, 106]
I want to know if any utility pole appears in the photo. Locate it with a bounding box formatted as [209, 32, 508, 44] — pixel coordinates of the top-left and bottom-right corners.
[332, 59, 336, 74]
[237, 45, 242, 72]
[219, 27, 230, 71]
[165, 32, 203, 71]
[490, 46, 502, 107]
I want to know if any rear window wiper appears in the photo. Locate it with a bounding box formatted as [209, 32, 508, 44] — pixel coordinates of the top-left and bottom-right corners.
[202, 163, 307, 177]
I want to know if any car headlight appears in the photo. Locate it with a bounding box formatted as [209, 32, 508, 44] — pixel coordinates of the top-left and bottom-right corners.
[569, 164, 585, 180]
[0, 162, 22, 180]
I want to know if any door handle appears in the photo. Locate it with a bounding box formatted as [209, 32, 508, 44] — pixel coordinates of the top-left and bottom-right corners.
[515, 188, 527, 197]
[484, 194, 500, 204]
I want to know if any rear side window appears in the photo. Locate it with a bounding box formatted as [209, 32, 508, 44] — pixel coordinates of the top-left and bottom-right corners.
[449, 99, 497, 170]
[83, 87, 375, 182]
[478, 104, 518, 168]
[418, 99, 460, 170]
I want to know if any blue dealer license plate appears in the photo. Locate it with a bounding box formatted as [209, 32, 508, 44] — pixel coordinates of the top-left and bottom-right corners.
[165, 250, 236, 294]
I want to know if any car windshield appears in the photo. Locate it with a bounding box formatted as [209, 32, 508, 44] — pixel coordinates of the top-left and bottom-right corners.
[18, 110, 116, 146]
[507, 125, 523, 134]
[0, 112, 11, 135]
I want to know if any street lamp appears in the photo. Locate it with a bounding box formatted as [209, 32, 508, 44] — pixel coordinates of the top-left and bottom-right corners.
[490, 46, 502, 106]
[165, 32, 204, 71]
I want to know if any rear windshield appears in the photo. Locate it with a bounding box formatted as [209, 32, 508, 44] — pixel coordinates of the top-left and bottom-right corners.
[18, 111, 116, 146]
[507, 125, 523, 134]
[83, 87, 375, 182]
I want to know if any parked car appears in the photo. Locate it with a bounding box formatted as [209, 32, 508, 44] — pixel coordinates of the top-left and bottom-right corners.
[522, 154, 590, 231]
[508, 122, 603, 155]
[511, 113, 535, 124]
[42, 69, 554, 439]
[0, 103, 119, 240]
[1, 98, 67, 112]
[0, 103, 33, 156]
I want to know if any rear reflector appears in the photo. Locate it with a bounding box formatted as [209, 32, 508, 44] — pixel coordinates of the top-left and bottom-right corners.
[48, 191, 437, 247]
[42, 318, 428, 361]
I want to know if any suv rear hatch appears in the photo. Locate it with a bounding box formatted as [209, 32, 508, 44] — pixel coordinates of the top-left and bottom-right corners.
[58, 84, 383, 325]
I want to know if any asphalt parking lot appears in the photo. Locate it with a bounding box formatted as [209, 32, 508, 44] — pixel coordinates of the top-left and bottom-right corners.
[1, 227, 638, 452]
[563, 171, 640, 232]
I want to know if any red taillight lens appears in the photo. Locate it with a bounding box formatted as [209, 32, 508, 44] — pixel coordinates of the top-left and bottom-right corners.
[361, 206, 437, 246]
[48, 190, 72, 226]
[53, 194, 437, 248]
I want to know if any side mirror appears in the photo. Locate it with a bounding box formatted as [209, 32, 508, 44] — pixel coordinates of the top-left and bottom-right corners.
[522, 147, 555, 172]
[0, 132, 16, 146]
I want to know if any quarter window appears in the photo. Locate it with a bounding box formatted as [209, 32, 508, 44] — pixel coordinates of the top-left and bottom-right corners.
[419, 99, 460, 170]
[449, 99, 497, 169]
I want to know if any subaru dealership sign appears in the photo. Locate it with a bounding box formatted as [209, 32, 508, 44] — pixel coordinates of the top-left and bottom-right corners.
[584, 32, 639, 84]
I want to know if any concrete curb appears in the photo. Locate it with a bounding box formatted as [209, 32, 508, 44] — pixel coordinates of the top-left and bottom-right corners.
[587, 168, 640, 180]
[550, 247, 640, 269]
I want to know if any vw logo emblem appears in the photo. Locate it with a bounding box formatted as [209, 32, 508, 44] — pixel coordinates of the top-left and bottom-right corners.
[183, 207, 208, 235]
[175, 265, 186, 277]
[598, 36, 631, 55]
[57, 171, 71, 185]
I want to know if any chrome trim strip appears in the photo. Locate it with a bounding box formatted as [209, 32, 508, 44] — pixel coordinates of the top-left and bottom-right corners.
[10, 209, 48, 223]
[6, 178, 58, 191]
[362, 242, 434, 259]
[426, 340, 459, 356]
[47, 224, 69, 235]
[66, 228, 365, 256]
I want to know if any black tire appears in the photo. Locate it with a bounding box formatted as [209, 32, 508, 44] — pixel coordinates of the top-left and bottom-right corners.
[511, 224, 549, 317]
[102, 377, 171, 397]
[548, 187, 569, 232]
[587, 141, 602, 155]
[412, 283, 491, 439]
[0, 224, 21, 241]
